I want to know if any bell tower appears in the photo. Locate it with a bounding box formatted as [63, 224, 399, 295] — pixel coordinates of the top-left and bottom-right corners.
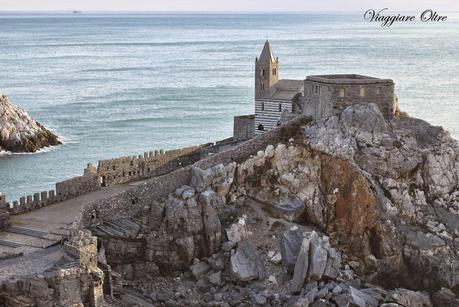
[255, 40, 279, 100]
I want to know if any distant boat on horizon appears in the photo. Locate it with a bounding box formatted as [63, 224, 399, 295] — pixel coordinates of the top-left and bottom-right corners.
[72, 10, 82, 14]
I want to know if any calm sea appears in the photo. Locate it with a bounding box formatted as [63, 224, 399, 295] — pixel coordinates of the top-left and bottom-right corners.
[0, 13, 458, 201]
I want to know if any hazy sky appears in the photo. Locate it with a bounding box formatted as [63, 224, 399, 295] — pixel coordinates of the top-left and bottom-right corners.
[1, 0, 458, 12]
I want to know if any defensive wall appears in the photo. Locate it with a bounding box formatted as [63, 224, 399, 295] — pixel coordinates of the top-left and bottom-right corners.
[2, 143, 213, 219]
[5, 163, 101, 216]
[97, 145, 207, 186]
[74, 116, 311, 230]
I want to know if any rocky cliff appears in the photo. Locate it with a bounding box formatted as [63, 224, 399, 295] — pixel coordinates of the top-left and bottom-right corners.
[0, 95, 61, 153]
[3, 102, 456, 306]
[84, 103, 458, 306]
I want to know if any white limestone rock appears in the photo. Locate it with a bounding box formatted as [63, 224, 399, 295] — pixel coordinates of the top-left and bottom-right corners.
[0, 95, 60, 152]
[226, 215, 252, 243]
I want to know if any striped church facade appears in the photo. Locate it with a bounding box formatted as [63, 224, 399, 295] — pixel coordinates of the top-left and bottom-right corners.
[254, 99, 292, 135]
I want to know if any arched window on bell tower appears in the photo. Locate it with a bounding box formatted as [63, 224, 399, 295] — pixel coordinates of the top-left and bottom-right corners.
[255, 40, 279, 100]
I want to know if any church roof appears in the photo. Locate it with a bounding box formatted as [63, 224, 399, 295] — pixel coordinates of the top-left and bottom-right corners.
[270, 79, 304, 101]
[258, 40, 275, 63]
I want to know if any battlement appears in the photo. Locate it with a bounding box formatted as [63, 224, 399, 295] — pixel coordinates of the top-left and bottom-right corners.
[97, 145, 206, 186]
[7, 164, 101, 215]
[5, 144, 213, 216]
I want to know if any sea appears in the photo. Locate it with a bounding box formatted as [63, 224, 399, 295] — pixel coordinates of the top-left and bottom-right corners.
[0, 12, 458, 201]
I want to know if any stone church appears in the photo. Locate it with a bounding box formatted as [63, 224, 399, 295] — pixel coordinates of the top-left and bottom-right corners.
[233, 41, 396, 140]
[254, 41, 304, 135]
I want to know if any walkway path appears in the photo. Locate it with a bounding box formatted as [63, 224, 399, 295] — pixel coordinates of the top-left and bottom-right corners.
[0, 179, 147, 258]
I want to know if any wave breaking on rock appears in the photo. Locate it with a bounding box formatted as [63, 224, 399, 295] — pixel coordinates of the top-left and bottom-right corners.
[0, 95, 61, 153]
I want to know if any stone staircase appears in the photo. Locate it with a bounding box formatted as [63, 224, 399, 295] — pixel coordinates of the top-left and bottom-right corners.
[0, 226, 65, 259]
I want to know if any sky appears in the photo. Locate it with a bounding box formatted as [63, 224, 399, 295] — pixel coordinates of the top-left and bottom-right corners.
[0, 0, 458, 12]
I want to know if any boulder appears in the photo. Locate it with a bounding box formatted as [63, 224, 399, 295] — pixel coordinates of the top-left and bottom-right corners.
[286, 296, 309, 307]
[385, 288, 432, 307]
[191, 260, 211, 279]
[308, 232, 328, 280]
[230, 240, 265, 282]
[281, 226, 307, 273]
[208, 271, 222, 286]
[291, 237, 310, 293]
[191, 166, 214, 192]
[323, 248, 341, 279]
[268, 250, 282, 264]
[226, 215, 252, 243]
[349, 287, 379, 307]
[268, 195, 306, 222]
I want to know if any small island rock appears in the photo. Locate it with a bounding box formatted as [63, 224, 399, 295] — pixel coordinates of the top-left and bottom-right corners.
[0, 95, 61, 153]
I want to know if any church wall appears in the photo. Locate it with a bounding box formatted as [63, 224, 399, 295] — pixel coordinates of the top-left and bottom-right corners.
[254, 99, 292, 135]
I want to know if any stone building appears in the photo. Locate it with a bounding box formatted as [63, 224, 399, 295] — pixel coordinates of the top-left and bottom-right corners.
[233, 114, 255, 141]
[254, 41, 304, 135]
[298, 74, 395, 119]
[243, 41, 395, 137]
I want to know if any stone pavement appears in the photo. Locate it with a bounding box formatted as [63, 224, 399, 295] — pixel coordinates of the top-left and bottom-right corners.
[0, 179, 147, 259]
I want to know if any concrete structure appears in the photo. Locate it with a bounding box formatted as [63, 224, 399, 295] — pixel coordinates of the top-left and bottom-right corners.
[249, 41, 395, 136]
[254, 41, 304, 135]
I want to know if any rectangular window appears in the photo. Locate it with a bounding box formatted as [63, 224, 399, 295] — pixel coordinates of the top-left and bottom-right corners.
[314, 85, 320, 95]
[279, 103, 282, 112]
[339, 88, 345, 98]
[261, 102, 265, 111]
[359, 86, 365, 97]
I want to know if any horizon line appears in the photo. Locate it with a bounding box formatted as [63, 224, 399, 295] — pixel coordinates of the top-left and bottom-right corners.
[1, 9, 458, 14]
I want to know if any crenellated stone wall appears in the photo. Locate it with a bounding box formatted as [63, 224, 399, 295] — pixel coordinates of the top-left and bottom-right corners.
[55, 173, 100, 200]
[5, 144, 212, 216]
[7, 163, 102, 215]
[74, 116, 311, 230]
[97, 145, 207, 187]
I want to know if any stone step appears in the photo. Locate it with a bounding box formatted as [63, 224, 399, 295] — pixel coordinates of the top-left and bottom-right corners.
[0, 247, 24, 260]
[6, 226, 63, 242]
[0, 239, 23, 248]
[7, 226, 47, 237]
[0, 231, 59, 249]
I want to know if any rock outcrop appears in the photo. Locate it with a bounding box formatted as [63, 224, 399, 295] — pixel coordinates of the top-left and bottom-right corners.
[0, 95, 60, 152]
[6, 102, 457, 306]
